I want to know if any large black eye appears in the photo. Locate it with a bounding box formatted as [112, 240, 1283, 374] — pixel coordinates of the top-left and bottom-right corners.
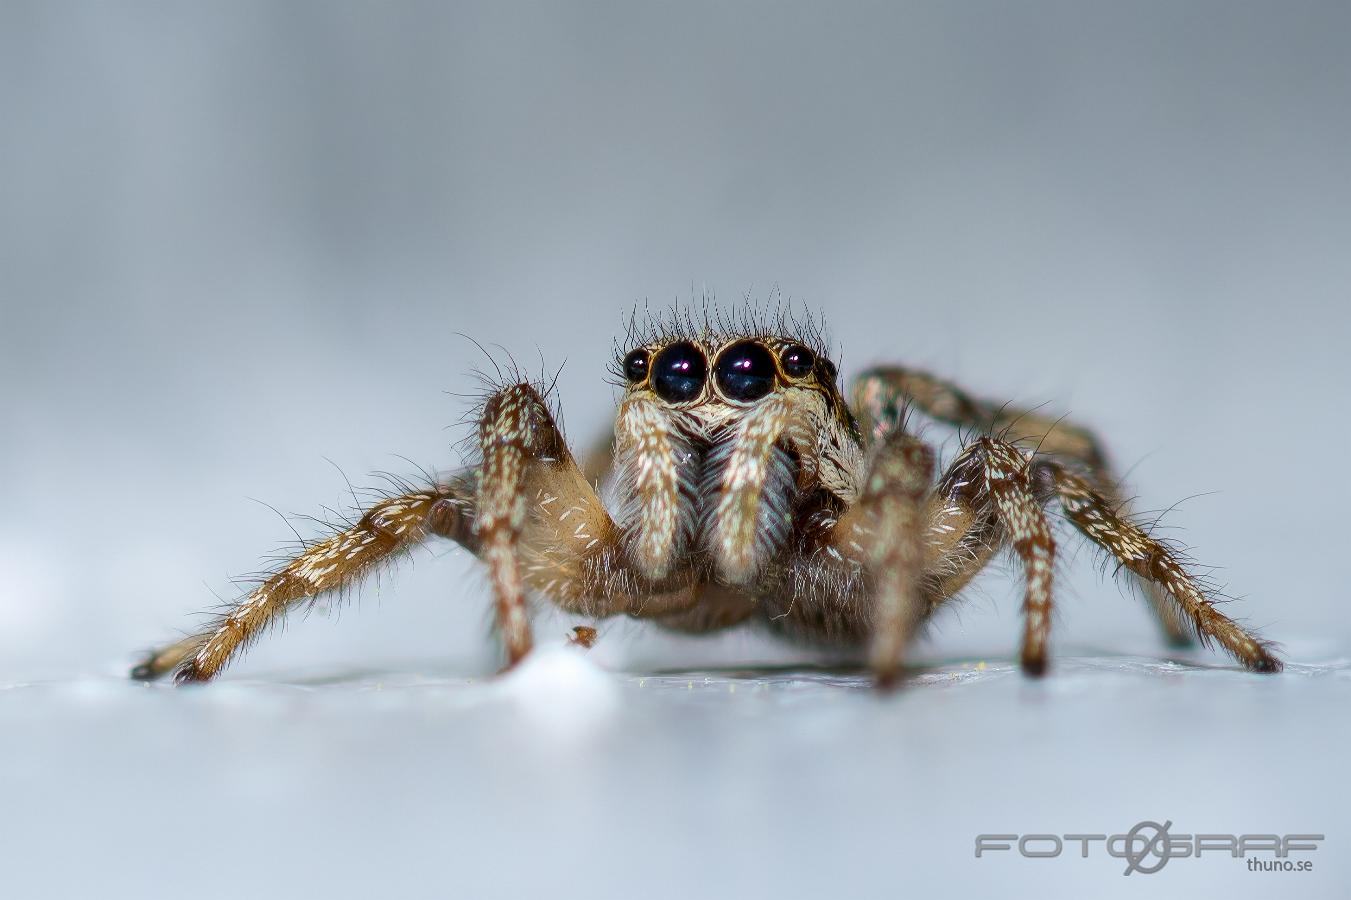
[714, 340, 776, 402]
[780, 344, 816, 378]
[651, 341, 707, 402]
[623, 348, 650, 383]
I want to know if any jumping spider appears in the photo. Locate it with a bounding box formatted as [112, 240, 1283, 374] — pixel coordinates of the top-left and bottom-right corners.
[132, 308, 1281, 685]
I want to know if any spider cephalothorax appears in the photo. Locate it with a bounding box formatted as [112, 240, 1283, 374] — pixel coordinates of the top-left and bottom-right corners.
[607, 327, 863, 590]
[133, 306, 1281, 686]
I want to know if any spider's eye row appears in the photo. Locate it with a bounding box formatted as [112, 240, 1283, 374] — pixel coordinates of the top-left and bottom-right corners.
[622, 348, 651, 384]
[651, 341, 708, 402]
[780, 344, 816, 378]
[714, 340, 776, 402]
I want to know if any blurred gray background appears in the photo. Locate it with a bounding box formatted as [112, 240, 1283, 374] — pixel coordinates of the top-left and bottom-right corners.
[1, 3, 1348, 899]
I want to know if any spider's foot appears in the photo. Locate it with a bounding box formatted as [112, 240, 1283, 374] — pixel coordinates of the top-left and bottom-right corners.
[1020, 652, 1048, 677]
[130, 635, 203, 682]
[128, 660, 158, 682]
[495, 642, 536, 676]
[129, 650, 178, 682]
[1249, 652, 1284, 674]
[871, 666, 904, 692]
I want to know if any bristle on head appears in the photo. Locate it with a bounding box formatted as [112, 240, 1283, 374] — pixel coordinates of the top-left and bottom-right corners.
[608, 291, 833, 384]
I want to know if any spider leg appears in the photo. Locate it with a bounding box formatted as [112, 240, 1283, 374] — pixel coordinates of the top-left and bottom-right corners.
[911, 439, 1281, 674]
[829, 432, 935, 686]
[135, 383, 712, 684]
[892, 438, 1060, 675]
[851, 365, 1193, 647]
[130, 485, 476, 682]
[973, 439, 1058, 674]
[757, 435, 1044, 681]
[1032, 461, 1282, 672]
[917, 449, 1003, 608]
[475, 383, 623, 664]
[478, 385, 703, 651]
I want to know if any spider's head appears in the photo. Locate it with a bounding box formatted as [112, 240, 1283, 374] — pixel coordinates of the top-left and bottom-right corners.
[616, 334, 850, 426]
[608, 317, 865, 582]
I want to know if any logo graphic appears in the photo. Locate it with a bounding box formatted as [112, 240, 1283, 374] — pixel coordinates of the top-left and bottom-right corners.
[974, 823, 1323, 877]
[1118, 819, 1174, 876]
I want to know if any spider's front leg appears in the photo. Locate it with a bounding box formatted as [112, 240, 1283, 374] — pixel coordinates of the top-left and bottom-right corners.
[131, 483, 476, 683]
[474, 383, 712, 656]
[828, 431, 936, 686]
[474, 383, 617, 665]
[133, 380, 686, 683]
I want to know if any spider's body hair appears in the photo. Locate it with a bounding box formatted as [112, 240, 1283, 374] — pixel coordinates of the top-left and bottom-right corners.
[609, 298, 834, 385]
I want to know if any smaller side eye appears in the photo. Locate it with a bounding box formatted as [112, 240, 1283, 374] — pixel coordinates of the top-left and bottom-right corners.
[781, 344, 816, 378]
[623, 348, 650, 383]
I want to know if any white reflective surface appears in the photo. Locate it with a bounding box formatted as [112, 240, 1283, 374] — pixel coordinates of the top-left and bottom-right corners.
[4, 641, 1346, 900]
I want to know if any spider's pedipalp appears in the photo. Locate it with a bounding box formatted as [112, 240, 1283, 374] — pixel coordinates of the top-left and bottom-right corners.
[609, 394, 701, 580]
[703, 390, 808, 584]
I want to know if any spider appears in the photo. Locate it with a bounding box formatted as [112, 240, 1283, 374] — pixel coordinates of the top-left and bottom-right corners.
[131, 307, 1281, 686]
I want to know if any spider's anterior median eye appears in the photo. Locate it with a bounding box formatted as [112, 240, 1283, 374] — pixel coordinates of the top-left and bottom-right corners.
[780, 344, 816, 378]
[713, 340, 776, 402]
[623, 348, 651, 384]
[651, 341, 708, 402]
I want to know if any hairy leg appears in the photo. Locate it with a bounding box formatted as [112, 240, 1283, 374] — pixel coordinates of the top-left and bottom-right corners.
[1033, 461, 1282, 672]
[829, 432, 935, 686]
[851, 365, 1192, 646]
[901, 438, 1059, 674]
[917, 449, 1003, 606]
[134, 382, 719, 684]
[130, 485, 476, 682]
[479, 384, 704, 643]
[851, 366, 1104, 467]
[909, 440, 1281, 674]
[974, 439, 1058, 674]
[475, 383, 633, 664]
